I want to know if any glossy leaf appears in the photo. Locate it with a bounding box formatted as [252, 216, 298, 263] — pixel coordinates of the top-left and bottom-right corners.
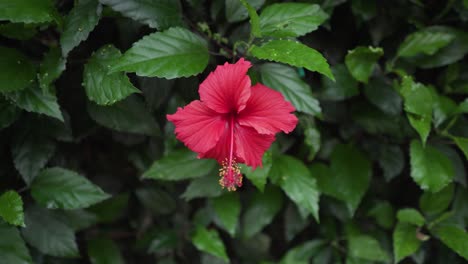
[453, 137, 468, 160]
[259, 3, 327, 37]
[393, 222, 422, 263]
[111, 27, 209, 79]
[348, 235, 389, 262]
[87, 96, 159, 135]
[259, 63, 321, 116]
[4, 84, 64, 121]
[31, 167, 110, 209]
[143, 149, 217, 181]
[396, 208, 425, 227]
[0, 0, 57, 24]
[0, 223, 32, 264]
[0, 46, 35, 92]
[398, 26, 456, 57]
[38, 47, 66, 92]
[410, 140, 454, 192]
[212, 192, 241, 236]
[99, 0, 183, 30]
[181, 175, 223, 201]
[242, 187, 283, 238]
[192, 226, 229, 262]
[21, 206, 79, 257]
[240, 0, 261, 37]
[345, 46, 383, 83]
[225, 0, 264, 23]
[0, 191, 24, 226]
[84, 45, 140, 105]
[364, 77, 402, 116]
[12, 134, 56, 185]
[419, 184, 454, 215]
[271, 155, 320, 221]
[250, 40, 333, 80]
[400, 76, 433, 144]
[320, 64, 359, 101]
[88, 237, 125, 264]
[61, 0, 102, 57]
[431, 225, 468, 260]
[242, 151, 272, 192]
[312, 144, 371, 215]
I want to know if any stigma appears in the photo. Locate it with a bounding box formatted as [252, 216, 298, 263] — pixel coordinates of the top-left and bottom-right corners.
[219, 158, 243, 191]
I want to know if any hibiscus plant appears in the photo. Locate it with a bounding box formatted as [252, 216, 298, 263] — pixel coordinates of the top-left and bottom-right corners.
[0, 0, 467, 263]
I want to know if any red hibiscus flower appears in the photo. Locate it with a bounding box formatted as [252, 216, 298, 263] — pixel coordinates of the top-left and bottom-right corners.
[167, 58, 298, 191]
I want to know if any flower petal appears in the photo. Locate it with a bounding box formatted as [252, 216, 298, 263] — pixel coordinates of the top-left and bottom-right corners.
[235, 124, 275, 169]
[199, 58, 252, 114]
[238, 83, 298, 135]
[167, 100, 227, 155]
[198, 124, 231, 163]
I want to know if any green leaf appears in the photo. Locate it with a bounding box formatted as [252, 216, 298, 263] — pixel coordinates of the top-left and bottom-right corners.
[397, 26, 456, 57]
[212, 192, 241, 236]
[84, 45, 140, 105]
[280, 240, 326, 264]
[0, 191, 24, 226]
[136, 187, 176, 216]
[397, 208, 425, 227]
[55, 209, 98, 231]
[88, 237, 124, 264]
[284, 203, 310, 242]
[433, 95, 457, 127]
[225, 0, 264, 23]
[242, 187, 283, 238]
[367, 201, 395, 229]
[304, 124, 321, 160]
[0, 23, 37, 40]
[0, 223, 32, 264]
[364, 77, 402, 116]
[420, 184, 454, 215]
[410, 140, 454, 192]
[400, 76, 433, 144]
[143, 149, 217, 181]
[192, 226, 229, 262]
[31, 167, 110, 210]
[431, 225, 468, 260]
[407, 27, 468, 68]
[239, 0, 261, 37]
[259, 3, 327, 38]
[21, 206, 79, 257]
[111, 27, 209, 79]
[259, 63, 321, 116]
[99, 0, 183, 30]
[345, 46, 383, 83]
[270, 155, 320, 222]
[348, 235, 390, 262]
[320, 64, 359, 101]
[250, 40, 333, 80]
[378, 144, 404, 181]
[88, 193, 128, 223]
[87, 95, 159, 135]
[38, 47, 66, 92]
[0, 0, 57, 24]
[181, 175, 223, 201]
[4, 84, 64, 121]
[242, 151, 272, 192]
[0, 46, 35, 92]
[311, 144, 371, 215]
[0, 98, 20, 130]
[12, 134, 56, 185]
[61, 0, 102, 57]
[393, 222, 422, 263]
[453, 137, 468, 160]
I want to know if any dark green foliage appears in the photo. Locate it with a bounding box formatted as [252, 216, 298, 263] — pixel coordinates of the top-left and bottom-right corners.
[0, 0, 467, 263]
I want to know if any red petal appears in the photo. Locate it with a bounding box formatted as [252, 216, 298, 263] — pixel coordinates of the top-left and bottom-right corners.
[198, 124, 231, 164]
[199, 58, 252, 114]
[238, 83, 298, 135]
[167, 101, 227, 155]
[235, 124, 275, 169]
